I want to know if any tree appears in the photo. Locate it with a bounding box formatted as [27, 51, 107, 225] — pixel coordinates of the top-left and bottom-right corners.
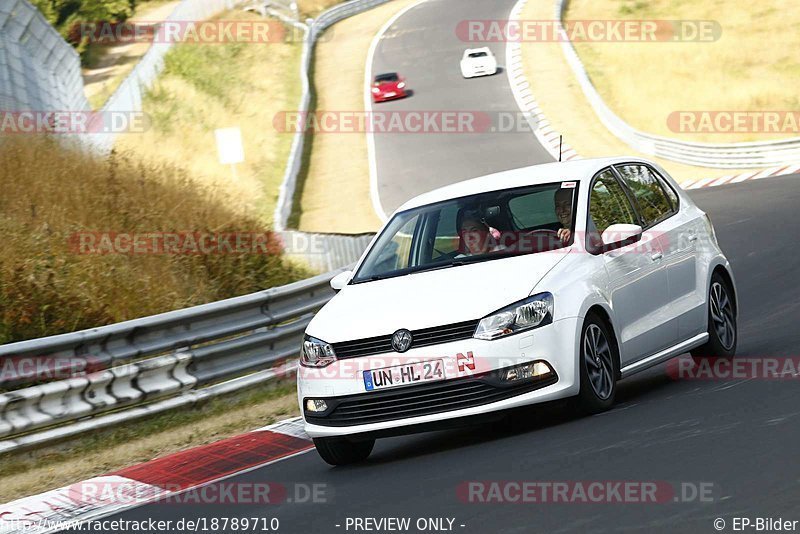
[30, 0, 133, 34]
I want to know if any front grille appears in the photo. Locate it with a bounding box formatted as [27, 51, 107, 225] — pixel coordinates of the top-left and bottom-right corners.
[331, 319, 479, 359]
[304, 373, 557, 427]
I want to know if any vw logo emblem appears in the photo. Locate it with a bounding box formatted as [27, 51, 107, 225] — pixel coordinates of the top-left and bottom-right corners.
[391, 329, 413, 353]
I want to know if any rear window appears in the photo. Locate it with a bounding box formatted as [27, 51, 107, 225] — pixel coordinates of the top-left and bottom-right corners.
[375, 73, 399, 83]
[468, 52, 488, 58]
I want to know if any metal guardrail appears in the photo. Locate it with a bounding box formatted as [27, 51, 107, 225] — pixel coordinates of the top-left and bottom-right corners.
[554, 0, 800, 168]
[0, 267, 350, 454]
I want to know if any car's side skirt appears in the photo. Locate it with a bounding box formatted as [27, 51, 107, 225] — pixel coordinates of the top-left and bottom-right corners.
[619, 333, 709, 379]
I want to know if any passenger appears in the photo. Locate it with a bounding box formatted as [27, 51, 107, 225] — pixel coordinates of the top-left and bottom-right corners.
[554, 188, 574, 243]
[458, 214, 505, 256]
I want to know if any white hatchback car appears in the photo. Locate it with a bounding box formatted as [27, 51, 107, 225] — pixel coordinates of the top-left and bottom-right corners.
[460, 47, 498, 78]
[299, 158, 737, 465]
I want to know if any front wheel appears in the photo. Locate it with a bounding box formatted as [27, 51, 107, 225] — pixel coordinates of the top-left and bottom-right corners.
[313, 437, 374, 466]
[691, 273, 737, 364]
[576, 313, 618, 414]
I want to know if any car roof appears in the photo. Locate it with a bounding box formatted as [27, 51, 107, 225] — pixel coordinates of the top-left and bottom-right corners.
[394, 157, 655, 212]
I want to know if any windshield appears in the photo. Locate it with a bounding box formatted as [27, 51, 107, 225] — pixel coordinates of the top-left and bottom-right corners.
[374, 73, 399, 83]
[468, 51, 489, 58]
[352, 182, 578, 283]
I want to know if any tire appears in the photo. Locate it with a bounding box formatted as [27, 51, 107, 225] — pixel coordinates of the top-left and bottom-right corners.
[576, 313, 618, 414]
[313, 437, 374, 466]
[691, 272, 737, 364]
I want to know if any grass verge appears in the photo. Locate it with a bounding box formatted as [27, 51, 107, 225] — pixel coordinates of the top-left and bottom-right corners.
[566, 0, 800, 143]
[0, 382, 300, 503]
[115, 9, 303, 225]
[293, 0, 420, 233]
[518, 0, 764, 183]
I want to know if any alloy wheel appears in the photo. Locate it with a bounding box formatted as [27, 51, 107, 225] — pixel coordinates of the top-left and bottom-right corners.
[710, 281, 736, 351]
[583, 324, 614, 400]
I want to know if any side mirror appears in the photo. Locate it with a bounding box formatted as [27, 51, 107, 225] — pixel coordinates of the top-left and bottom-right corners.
[600, 224, 643, 251]
[330, 270, 352, 292]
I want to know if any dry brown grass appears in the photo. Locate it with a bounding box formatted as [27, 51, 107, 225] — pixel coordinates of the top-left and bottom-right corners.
[0, 137, 307, 343]
[518, 0, 764, 183]
[295, 0, 419, 233]
[0, 384, 300, 503]
[566, 0, 800, 143]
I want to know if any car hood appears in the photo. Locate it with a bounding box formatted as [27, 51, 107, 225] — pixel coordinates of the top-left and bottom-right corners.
[307, 250, 570, 343]
[376, 81, 401, 91]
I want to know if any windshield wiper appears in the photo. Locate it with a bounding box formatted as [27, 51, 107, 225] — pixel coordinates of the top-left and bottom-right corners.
[353, 255, 495, 283]
[449, 255, 494, 266]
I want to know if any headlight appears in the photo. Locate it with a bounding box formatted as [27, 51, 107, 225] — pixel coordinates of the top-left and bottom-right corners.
[301, 335, 337, 367]
[397, 82, 406, 89]
[474, 292, 554, 340]
[371, 87, 380, 93]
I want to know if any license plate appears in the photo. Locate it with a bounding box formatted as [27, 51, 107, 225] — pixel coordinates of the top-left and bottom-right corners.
[363, 360, 445, 391]
[385, 92, 396, 97]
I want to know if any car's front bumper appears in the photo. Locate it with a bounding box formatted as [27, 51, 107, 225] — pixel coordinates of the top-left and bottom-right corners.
[297, 317, 581, 438]
[462, 66, 497, 78]
[372, 89, 407, 102]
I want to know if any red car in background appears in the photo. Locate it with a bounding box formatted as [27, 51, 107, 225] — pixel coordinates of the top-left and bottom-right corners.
[371, 72, 408, 103]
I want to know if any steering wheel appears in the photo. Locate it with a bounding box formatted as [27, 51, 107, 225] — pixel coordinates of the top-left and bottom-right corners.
[524, 229, 559, 237]
[516, 228, 561, 253]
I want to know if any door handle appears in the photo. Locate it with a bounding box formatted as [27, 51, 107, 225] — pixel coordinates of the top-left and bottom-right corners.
[650, 252, 663, 262]
[687, 233, 698, 242]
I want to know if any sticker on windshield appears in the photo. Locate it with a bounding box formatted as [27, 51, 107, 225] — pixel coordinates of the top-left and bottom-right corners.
[561, 181, 577, 189]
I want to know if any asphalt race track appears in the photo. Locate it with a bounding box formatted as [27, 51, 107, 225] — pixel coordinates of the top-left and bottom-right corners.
[60, 1, 800, 532]
[369, 0, 553, 215]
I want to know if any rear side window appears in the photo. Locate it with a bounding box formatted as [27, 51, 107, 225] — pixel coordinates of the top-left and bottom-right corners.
[615, 164, 674, 226]
[589, 170, 637, 234]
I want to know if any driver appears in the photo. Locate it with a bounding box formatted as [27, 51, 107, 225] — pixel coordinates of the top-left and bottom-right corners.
[458, 213, 505, 256]
[554, 188, 574, 243]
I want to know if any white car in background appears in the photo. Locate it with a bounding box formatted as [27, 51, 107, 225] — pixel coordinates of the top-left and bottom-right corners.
[460, 47, 498, 78]
[298, 157, 738, 465]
